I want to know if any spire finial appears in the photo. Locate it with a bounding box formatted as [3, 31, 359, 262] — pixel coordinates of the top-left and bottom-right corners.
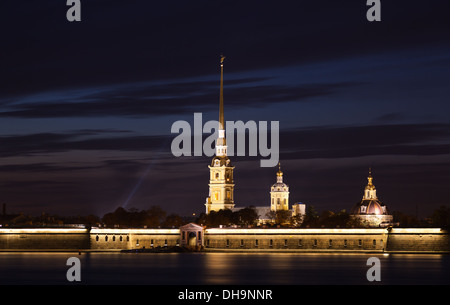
[219, 55, 225, 131]
[277, 162, 283, 177]
[367, 167, 374, 186]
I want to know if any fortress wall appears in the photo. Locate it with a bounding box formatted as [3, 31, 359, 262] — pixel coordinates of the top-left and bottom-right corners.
[0, 229, 89, 250]
[204, 228, 388, 251]
[0, 227, 448, 252]
[386, 228, 450, 252]
[90, 228, 180, 250]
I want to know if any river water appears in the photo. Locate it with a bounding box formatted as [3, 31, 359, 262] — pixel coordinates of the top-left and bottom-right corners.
[0, 252, 449, 285]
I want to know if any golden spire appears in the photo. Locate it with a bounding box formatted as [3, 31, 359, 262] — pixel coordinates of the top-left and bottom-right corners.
[366, 167, 375, 189]
[219, 55, 225, 131]
[277, 162, 283, 176]
[276, 162, 284, 184]
[216, 55, 227, 154]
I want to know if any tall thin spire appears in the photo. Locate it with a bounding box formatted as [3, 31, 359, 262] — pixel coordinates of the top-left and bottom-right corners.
[219, 55, 225, 130]
[216, 55, 227, 157]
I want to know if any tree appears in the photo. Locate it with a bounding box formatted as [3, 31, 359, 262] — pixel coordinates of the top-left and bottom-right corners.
[275, 210, 292, 226]
[144, 206, 167, 227]
[431, 205, 450, 228]
[196, 209, 234, 228]
[302, 205, 319, 227]
[234, 207, 258, 226]
[392, 210, 420, 227]
[318, 209, 353, 228]
[162, 214, 185, 228]
[265, 210, 277, 225]
[102, 207, 129, 227]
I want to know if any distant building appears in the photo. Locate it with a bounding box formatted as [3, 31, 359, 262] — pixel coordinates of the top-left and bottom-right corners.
[232, 164, 305, 226]
[270, 163, 289, 212]
[292, 202, 306, 218]
[350, 169, 393, 227]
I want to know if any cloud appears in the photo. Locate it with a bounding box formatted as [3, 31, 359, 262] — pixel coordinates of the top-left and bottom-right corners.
[278, 123, 450, 160]
[0, 80, 359, 118]
[1, 123, 450, 161]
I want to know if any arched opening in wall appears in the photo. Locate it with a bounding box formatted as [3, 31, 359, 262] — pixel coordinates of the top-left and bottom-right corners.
[188, 231, 197, 247]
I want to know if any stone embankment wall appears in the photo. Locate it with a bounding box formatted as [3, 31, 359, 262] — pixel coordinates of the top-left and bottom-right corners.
[89, 228, 180, 250]
[0, 228, 89, 250]
[1, 227, 448, 253]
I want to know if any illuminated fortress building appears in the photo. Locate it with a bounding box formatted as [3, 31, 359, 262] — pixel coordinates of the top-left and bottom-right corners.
[204, 56, 305, 223]
[204, 57, 393, 228]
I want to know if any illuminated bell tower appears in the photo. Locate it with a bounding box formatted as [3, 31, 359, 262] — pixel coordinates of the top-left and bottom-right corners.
[270, 163, 289, 212]
[205, 56, 235, 214]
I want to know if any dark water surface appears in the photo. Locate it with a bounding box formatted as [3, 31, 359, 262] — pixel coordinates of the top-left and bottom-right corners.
[0, 252, 449, 285]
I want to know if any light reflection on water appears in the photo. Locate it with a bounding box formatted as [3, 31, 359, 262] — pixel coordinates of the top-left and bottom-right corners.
[0, 252, 449, 285]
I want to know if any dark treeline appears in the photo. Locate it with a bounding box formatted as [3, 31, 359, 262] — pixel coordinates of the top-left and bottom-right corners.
[195, 205, 450, 229]
[101, 206, 186, 228]
[195, 207, 260, 228]
[0, 205, 188, 228]
[301, 205, 450, 229]
[1, 205, 449, 229]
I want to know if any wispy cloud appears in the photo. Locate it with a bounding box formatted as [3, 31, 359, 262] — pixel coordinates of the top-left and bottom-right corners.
[0, 79, 360, 118]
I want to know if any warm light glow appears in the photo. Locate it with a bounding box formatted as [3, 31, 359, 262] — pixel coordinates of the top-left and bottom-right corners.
[205, 228, 387, 234]
[0, 228, 88, 234]
[390, 228, 443, 234]
[90, 228, 180, 235]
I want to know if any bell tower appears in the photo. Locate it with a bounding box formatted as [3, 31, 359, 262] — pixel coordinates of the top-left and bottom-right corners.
[270, 163, 289, 212]
[205, 56, 235, 214]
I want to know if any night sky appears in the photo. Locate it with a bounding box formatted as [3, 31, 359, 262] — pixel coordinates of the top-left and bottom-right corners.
[1, 0, 449, 219]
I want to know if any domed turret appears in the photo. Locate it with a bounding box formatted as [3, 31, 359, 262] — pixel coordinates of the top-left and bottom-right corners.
[350, 169, 393, 227]
[270, 163, 289, 211]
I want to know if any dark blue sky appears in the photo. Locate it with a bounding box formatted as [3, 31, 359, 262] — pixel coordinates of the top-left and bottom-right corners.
[0, 0, 449, 218]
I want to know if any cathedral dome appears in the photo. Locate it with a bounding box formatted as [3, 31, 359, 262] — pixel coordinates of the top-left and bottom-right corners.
[271, 182, 289, 191]
[351, 199, 389, 215]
